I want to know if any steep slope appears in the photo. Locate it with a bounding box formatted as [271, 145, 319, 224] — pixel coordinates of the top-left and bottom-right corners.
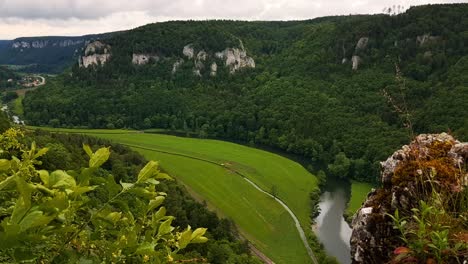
[23, 4, 468, 183]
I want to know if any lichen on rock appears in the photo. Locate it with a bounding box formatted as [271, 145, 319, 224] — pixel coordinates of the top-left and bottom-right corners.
[350, 133, 468, 264]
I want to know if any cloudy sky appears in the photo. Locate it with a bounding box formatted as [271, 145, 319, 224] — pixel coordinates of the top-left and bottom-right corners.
[0, 0, 466, 39]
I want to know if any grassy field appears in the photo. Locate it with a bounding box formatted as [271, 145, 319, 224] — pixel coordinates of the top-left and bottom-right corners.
[31, 128, 319, 264]
[346, 181, 374, 217]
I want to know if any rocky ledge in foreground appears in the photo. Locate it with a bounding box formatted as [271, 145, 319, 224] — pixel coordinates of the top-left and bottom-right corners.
[351, 133, 468, 264]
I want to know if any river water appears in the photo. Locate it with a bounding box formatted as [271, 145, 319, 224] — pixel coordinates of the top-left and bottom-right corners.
[315, 177, 352, 264]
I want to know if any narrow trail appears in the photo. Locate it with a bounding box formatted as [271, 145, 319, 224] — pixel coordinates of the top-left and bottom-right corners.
[121, 142, 319, 264]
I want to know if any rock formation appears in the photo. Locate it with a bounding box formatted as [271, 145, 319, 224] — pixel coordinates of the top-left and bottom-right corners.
[79, 41, 111, 68]
[183, 44, 195, 59]
[215, 47, 255, 74]
[175, 41, 255, 75]
[352, 55, 361, 70]
[12, 39, 85, 49]
[132, 54, 159, 65]
[210, 62, 218, 76]
[416, 34, 440, 46]
[355, 37, 369, 51]
[172, 59, 184, 74]
[351, 133, 468, 264]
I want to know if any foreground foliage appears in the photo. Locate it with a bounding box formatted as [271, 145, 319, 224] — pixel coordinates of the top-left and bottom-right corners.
[0, 128, 209, 263]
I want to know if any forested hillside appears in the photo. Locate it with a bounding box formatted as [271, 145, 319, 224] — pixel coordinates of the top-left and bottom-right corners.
[0, 34, 118, 73]
[23, 4, 468, 182]
[0, 66, 19, 88]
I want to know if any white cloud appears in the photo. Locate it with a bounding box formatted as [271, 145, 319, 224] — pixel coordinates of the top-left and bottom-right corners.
[0, 0, 466, 39]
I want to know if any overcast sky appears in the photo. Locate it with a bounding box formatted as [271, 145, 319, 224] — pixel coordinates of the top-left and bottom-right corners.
[0, 0, 466, 39]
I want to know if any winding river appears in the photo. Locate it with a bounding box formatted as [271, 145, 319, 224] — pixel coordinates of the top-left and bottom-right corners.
[315, 177, 353, 264]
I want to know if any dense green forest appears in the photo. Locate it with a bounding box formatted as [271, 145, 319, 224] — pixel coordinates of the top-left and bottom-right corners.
[0, 116, 262, 263]
[0, 66, 18, 88]
[23, 4, 468, 182]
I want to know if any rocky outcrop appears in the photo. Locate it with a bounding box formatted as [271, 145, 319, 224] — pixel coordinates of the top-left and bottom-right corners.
[355, 37, 369, 51]
[79, 41, 111, 68]
[132, 53, 159, 65]
[183, 44, 195, 59]
[210, 62, 218, 76]
[351, 133, 468, 264]
[172, 59, 184, 74]
[351, 55, 360, 70]
[215, 47, 255, 74]
[12, 39, 84, 49]
[416, 34, 440, 46]
[174, 41, 255, 75]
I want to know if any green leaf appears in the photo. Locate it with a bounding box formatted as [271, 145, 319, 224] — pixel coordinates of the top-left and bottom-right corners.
[155, 172, 173, 180]
[147, 196, 165, 213]
[0, 175, 15, 191]
[19, 210, 54, 231]
[178, 226, 192, 249]
[11, 177, 33, 224]
[120, 181, 134, 191]
[50, 170, 76, 189]
[89, 147, 110, 168]
[38, 170, 49, 186]
[137, 161, 159, 183]
[104, 212, 122, 223]
[153, 207, 166, 222]
[83, 144, 93, 158]
[129, 187, 154, 199]
[191, 227, 207, 241]
[135, 242, 157, 255]
[145, 178, 160, 185]
[0, 159, 11, 171]
[191, 236, 208, 244]
[33, 147, 49, 159]
[72, 185, 97, 196]
[157, 217, 174, 237]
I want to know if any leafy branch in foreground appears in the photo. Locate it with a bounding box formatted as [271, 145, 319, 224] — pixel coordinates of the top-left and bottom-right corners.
[0, 128, 207, 263]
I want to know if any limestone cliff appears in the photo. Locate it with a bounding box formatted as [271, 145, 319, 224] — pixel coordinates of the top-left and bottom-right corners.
[79, 41, 111, 68]
[12, 39, 85, 49]
[350, 133, 468, 264]
[176, 40, 255, 75]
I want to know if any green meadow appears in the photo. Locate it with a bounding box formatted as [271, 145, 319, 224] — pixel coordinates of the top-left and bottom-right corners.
[31, 128, 319, 264]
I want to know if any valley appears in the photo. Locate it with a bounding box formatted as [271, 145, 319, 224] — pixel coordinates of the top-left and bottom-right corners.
[29, 127, 324, 263]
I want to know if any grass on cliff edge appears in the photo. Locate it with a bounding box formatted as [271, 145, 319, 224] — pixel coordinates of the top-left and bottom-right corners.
[29, 127, 319, 264]
[346, 181, 374, 217]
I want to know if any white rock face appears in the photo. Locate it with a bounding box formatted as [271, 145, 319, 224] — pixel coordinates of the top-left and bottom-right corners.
[31, 40, 48, 48]
[84, 41, 108, 56]
[172, 59, 184, 74]
[197, 51, 207, 61]
[132, 54, 160, 65]
[80, 54, 111, 68]
[352, 55, 360, 70]
[12, 39, 84, 49]
[355, 37, 369, 51]
[416, 34, 439, 46]
[12, 41, 30, 49]
[216, 47, 255, 73]
[183, 44, 195, 59]
[79, 41, 111, 68]
[210, 62, 217, 76]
